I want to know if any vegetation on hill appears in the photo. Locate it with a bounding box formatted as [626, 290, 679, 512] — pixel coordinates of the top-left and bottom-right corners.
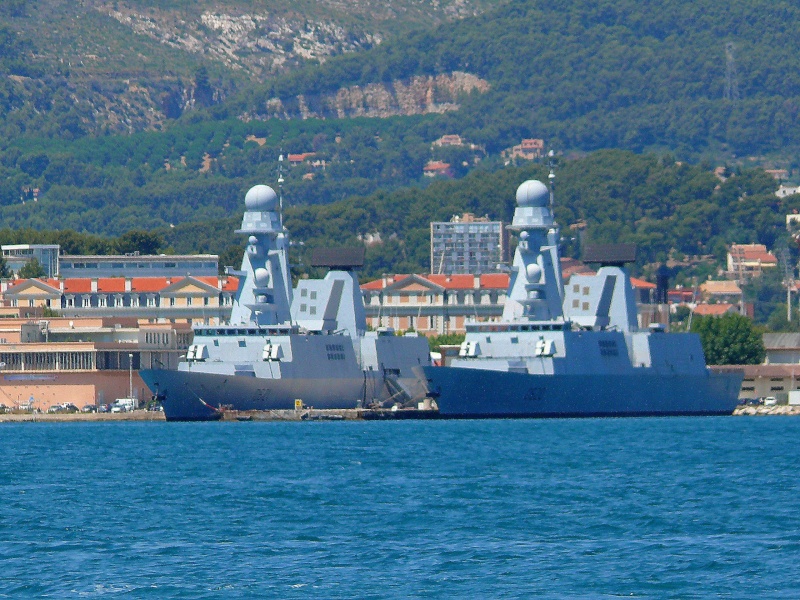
[0, 150, 793, 280]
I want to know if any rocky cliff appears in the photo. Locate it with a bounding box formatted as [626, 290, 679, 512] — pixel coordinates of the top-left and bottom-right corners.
[256, 72, 489, 120]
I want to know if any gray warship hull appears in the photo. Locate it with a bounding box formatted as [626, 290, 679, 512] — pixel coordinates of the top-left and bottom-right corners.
[141, 368, 372, 421]
[423, 366, 743, 418]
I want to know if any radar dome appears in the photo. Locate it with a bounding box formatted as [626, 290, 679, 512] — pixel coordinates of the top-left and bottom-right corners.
[516, 180, 549, 207]
[245, 185, 278, 212]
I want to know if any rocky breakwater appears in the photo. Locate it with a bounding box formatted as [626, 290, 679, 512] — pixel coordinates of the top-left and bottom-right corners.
[733, 404, 800, 416]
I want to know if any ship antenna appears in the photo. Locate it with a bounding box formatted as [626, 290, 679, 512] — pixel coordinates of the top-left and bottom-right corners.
[277, 151, 285, 229]
[547, 149, 555, 210]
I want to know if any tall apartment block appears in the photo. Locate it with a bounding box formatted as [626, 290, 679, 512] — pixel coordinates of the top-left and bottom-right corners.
[430, 213, 508, 275]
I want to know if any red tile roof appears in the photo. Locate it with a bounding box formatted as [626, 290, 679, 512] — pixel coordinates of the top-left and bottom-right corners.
[423, 161, 451, 172]
[130, 277, 167, 292]
[62, 279, 92, 293]
[7, 276, 237, 295]
[98, 278, 127, 292]
[426, 274, 475, 289]
[693, 303, 736, 316]
[479, 273, 510, 289]
[630, 277, 656, 290]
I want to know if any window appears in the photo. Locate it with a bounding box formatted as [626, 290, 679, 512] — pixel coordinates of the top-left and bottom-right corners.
[115, 296, 123, 307]
[169, 298, 176, 307]
[82, 297, 91, 308]
[99, 296, 107, 308]
[147, 296, 156, 307]
[186, 297, 193, 306]
[204, 297, 210, 306]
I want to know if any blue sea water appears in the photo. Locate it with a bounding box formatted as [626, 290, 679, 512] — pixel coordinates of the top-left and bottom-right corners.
[1, 417, 799, 598]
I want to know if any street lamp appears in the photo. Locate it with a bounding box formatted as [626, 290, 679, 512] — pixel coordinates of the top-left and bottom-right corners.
[128, 353, 135, 409]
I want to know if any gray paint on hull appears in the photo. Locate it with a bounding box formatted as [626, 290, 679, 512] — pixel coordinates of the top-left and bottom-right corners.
[141, 368, 368, 420]
[422, 366, 742, 418]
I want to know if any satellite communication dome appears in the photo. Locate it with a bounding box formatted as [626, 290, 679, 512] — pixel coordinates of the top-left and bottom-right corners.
[245, 185, 278, 212]
[516, 180, 549, 207]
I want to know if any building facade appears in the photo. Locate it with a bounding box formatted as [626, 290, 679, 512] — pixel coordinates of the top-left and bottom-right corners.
[430, 213, 508, 275]
[362, 269, 664, 335]
[0, 316, 192, 411]
[59, 254, 218, 278]
[726, 243, 778, 280]
[1, 276, 238, 324]
[362, 273, 509, 335]
[1, 245, 60, 277]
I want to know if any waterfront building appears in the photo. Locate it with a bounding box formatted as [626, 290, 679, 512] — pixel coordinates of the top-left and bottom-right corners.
[1, 245, 60, 277]
[362, 273, 509, 335]
[0, 276, 238, 324]
[362, 266, 662, 335]
[1, 245, 219, 279]
[430, 213, 508, 275]
[59, 253, 218, 278]
[0, 316, 191, 411]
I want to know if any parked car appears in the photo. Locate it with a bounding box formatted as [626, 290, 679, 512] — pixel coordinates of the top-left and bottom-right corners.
[764, 396, 778, 406]
[81, 404, 97, 413]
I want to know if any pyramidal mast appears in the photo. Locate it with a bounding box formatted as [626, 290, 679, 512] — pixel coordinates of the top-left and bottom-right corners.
[501, 153, 564, 322]
[227, 155, 293, 326]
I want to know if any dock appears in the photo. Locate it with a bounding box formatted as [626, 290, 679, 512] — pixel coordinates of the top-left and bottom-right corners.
[0, 407, 440, 423]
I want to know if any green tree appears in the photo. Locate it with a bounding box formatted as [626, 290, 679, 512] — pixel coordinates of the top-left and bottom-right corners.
[18, 258, 46, 279]
[115, 230, 164, 255]
[427, 332, 465, 352]
[0, 253, 10, 279]
[690, 313, 765, 365]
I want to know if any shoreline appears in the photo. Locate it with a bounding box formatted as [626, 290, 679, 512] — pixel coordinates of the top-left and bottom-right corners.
[0, 405, 797, 422]
[0, 410, 167, 423]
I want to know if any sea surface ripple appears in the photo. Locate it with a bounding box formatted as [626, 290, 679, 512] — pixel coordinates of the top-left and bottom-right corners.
[1, 417, 799, 598]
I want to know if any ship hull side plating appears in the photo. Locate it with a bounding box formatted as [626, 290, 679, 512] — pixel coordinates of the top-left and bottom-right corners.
[141, 368, 371, 421]
[423, 366, 743, 418]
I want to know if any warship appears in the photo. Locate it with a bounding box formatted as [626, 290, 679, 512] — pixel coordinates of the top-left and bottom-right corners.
[421, 176, 743, 418]
[140, 183, 430, 421]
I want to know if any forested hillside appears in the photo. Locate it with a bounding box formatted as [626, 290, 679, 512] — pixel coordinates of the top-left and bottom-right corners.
[1, 151, 793, 288]
[0, 0, 499, 136]
[231, 0, 800, 160]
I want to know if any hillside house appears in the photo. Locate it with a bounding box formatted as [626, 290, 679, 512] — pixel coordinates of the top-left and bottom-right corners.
[433, 134, 463, 147]
[423, 161, 453, 178]
[699, 280, 743, 305]
[726, 243, 778, 280]
[503, 138, 545, 162]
